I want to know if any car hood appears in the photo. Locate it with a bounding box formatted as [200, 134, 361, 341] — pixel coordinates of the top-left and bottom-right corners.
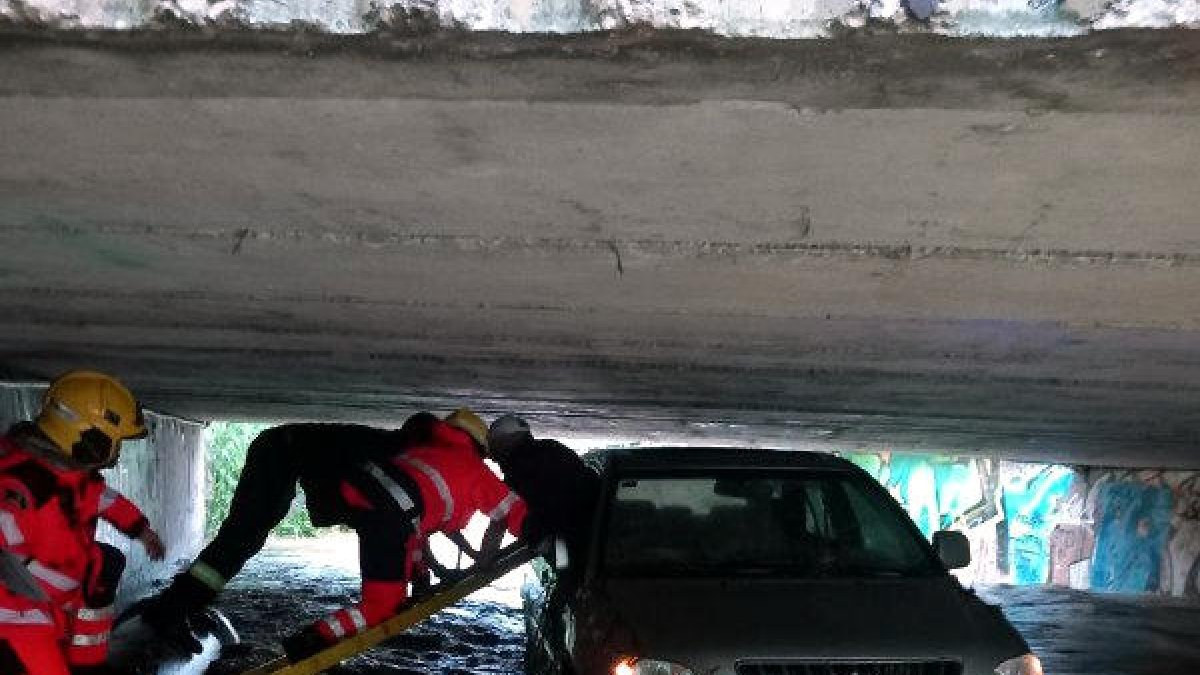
[597, 576, 1027, 671]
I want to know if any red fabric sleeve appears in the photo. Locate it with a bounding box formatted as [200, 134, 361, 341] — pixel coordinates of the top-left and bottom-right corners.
[98, 487, 149, 537]
[476, 469, 528, 537]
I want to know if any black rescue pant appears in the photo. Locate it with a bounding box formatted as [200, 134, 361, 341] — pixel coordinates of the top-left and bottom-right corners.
[196, 424, 411, 584]
[85, 542, 125, 608]
[196, 426, 311, 583]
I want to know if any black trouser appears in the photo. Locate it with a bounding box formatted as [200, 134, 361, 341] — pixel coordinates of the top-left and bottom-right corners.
[85, 542, 125, 607]
[196, 424, 417, 586]
[196, 426, 312, 583]
[355, 511, 418, 583]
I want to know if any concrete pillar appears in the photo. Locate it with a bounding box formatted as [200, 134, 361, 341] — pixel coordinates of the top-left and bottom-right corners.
[0, 382, 207, 601]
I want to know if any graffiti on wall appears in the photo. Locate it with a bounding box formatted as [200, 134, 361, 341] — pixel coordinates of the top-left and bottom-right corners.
[1085, 470, 1200, 597]
[1001, 464, 1077, 585]
[842, 451, 1200, 597]
[844, 452, 1080, 585]
[844, 451, 996, 539]
[1091, 481, 1171, 592]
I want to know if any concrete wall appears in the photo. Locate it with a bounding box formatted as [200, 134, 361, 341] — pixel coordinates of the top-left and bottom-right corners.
[845, 451, 1200, 597]
[2, 0, 1198, 36]
[0, 382, 206, 601]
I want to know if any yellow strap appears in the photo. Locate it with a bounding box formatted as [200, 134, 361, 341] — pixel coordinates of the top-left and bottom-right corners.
[240, 544, 535, 675]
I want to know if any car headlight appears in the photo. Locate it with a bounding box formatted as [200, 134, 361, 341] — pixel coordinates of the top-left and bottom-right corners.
[612, 656, 694, 675]
[995, 654, 1044, 675]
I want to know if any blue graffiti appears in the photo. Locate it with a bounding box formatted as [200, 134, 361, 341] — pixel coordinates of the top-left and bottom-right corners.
[846, 454, 984, 539]
[1002, 466, 1074, 584]
[1091, 481, 1172, 593]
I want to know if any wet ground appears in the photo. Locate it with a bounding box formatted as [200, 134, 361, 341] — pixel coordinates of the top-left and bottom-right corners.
[974, 585, 1200, 675]
[208, 535, 525, 675]
[210, 537, 1200, 675]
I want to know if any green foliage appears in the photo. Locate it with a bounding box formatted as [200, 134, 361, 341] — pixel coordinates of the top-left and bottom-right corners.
[205, 422, 318, 538]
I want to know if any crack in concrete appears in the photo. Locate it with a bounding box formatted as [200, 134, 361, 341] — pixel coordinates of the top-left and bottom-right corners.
[606, 240, 624, 275]
[230, 227, 251, 255]
[6, 224, 1200, 267]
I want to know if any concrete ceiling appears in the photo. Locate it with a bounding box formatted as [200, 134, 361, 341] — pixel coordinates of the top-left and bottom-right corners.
[2, 29, 1200, 467]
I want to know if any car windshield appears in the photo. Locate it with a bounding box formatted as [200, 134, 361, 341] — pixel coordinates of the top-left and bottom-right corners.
[602, 471, 941, 578]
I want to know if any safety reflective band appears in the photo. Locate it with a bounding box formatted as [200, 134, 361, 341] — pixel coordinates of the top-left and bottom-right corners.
[399, 457, 455, 525]
[364, 463, 417, 512]
[189, 561, 228, 593]
[488, 492, 519, 522]
[75, 606, 114, 621]
[98, 487, 119, 511]
[69, 632, 110, 647]
[323, 606, 368, 640]
[26, 560, 79, 592]
[0, 511, 24, 546]
[322, 615, 346, 639]
[0, 608, 52, 625]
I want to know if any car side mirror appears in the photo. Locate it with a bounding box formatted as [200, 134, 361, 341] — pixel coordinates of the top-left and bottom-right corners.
[553, 538, 570, 571]
[932, 530, 971, 569]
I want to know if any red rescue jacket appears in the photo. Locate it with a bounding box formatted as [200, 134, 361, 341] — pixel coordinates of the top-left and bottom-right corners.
[316, 421, 528, 641]
[397, 421, 527, 538]
[0, 431, 148, 634]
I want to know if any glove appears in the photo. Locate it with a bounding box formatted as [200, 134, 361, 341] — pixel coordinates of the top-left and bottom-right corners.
[136, 570, 220, 655]
[134, 596, 204, 655]
[437, 566, 471, 585]
[410, 568, 433, 598]
[282, 624, 330, 663]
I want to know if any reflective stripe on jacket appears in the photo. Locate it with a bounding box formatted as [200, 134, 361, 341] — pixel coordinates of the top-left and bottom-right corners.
[393, 421, 527, 537]
[0, 432, 146, 637]
[0, 435, 87, 630]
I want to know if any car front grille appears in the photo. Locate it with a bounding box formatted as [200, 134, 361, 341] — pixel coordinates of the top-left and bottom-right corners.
[736, 660, 962, 675]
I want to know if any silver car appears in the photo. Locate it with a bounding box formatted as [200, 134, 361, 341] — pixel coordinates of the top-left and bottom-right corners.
[522, 448, 1042, 675]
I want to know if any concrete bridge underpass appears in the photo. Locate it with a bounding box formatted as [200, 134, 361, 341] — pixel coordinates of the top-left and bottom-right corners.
[1, 15, 1199, 674]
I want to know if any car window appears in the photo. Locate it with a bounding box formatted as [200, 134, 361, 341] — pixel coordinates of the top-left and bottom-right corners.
[603, 471, 939, 578]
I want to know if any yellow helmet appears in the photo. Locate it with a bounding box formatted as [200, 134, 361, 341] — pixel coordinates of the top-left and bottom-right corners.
[444, 408, 489, 453]
[36, 370, 147, 467]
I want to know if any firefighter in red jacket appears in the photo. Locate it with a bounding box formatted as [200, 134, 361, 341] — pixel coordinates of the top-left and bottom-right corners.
[280, 408, 528, 660]
[0, 371, 165, 675]
[144, 408, 526, 663]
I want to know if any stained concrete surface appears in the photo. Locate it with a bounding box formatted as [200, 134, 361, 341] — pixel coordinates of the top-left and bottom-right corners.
[208, 537, 1200, 674]
[2, 30, 1200, 466]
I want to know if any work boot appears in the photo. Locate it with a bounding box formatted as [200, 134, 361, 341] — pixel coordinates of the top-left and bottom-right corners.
[136, 572, 217, 655]
[281, 624, 329, 663]
[135, 599, 203, 655]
